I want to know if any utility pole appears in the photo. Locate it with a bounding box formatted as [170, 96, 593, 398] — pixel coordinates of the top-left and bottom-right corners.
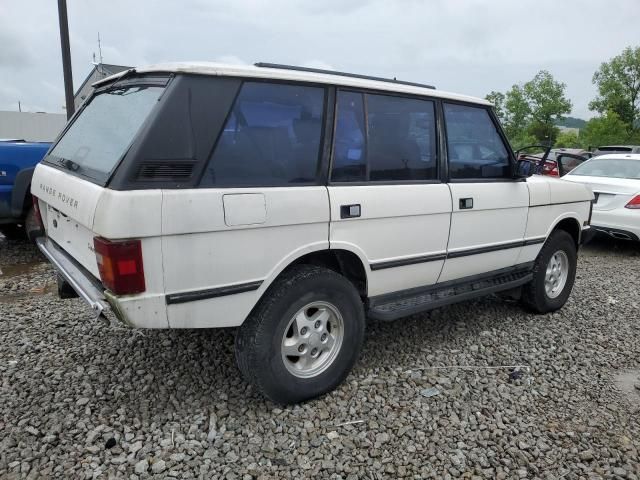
[57, 0, 75, 119]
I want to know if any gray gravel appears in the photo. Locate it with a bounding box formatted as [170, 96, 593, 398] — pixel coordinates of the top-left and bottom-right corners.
[1, 233, 639, 479]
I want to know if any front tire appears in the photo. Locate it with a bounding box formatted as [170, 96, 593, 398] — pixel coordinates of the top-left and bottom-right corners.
[235, 265, 365, 404]
[522, 230, 577, 313]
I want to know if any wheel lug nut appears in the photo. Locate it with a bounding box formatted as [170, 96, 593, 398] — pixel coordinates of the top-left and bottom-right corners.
[314, 321, 321, 328]
[321, 333, 327, 341]
[300, 327, 308, 335]
[298, 344, 305, 353]
[311, 348, 318, 356]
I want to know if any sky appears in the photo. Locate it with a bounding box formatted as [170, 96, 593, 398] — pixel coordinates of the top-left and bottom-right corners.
[0, 0, 638, 119]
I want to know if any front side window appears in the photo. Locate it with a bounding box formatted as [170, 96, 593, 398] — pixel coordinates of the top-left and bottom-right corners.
[331, 91, 438, 182]
[47, 84, 165, 184]
[202, 82, 325, 187]
[444, 103, 511, 179]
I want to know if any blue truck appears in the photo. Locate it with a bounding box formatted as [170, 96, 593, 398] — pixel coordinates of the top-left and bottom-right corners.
[0, 140, 51, 240]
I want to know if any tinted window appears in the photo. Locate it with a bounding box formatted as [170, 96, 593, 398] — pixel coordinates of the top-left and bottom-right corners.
[444, 103, 510, 179]
[48, 85, 164, 184]
[331, 91, 366, 182]
[202, 82, 324, 186]
[367, 94, 436, 181]
[331, 91, 437, 182]
[569, 158, 640, 179]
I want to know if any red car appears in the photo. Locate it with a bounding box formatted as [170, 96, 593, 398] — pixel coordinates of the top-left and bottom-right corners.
[517, 147, 591, 177]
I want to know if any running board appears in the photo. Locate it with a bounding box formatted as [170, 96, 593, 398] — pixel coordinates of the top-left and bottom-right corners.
[368, 266, 533, 321]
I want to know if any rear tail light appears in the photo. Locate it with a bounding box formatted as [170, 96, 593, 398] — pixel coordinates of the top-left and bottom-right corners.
[542, 161, 559, 176]
[31, 195, 44, 228]
[625, 195, 640, 209]
[93, 237, 146, 295]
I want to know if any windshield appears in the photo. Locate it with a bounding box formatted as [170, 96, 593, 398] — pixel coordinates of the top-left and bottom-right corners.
[47, 85, 164, 184]
[569, 158, 640, 179]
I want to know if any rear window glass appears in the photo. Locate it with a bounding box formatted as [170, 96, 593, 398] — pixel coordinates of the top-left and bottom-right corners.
[569, 158, 640, 179]
[48, 85, 164, 184]
[202, 82, 325, 187]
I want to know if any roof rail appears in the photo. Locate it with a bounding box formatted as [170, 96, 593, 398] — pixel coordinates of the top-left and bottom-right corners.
[254, 62, 435, 90]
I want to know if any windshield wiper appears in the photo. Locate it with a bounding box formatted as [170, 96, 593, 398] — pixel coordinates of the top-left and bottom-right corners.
[57, 157, 81, 172]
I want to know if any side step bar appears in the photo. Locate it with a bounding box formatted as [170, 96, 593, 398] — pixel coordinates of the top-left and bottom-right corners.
[368, 265, 533, 321]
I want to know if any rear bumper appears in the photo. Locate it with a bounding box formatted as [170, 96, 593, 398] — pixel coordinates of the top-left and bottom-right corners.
[36, 236, 110, 316]
[591, 210, 640, 241]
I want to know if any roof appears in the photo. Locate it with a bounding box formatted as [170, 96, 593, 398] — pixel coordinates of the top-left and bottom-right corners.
[93, 62, 491, 106]
[74, 63, 132, 99]
[592, 154, 640, 161]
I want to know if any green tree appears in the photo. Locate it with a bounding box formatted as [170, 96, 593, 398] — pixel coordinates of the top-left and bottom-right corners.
[589, 46, 640, 129]
[580, 111, 630, 148]
[522, 70, 572, 144]
[486, 70, 571, 146]
[485, 91, 505, 123]
[503, 84, 531, 140]
[555, 130, 582, 148]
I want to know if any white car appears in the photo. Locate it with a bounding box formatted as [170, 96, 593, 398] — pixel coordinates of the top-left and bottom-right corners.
[31, 62, 593, 403]
[563, 153, 640, 241]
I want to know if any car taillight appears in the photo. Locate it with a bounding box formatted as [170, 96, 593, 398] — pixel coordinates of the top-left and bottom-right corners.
[625, 195, 640, 209]
[31, 195, 43, 228]
[542, 161, 559, 176]
[93, 237, 146, 295]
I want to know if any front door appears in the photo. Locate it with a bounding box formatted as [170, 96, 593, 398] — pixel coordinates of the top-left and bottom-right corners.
[439, 102, 529, 283]
[327, 90, 452, 297]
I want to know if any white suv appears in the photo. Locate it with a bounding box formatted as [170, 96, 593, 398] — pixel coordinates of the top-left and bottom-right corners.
[32, 62, 593, 404]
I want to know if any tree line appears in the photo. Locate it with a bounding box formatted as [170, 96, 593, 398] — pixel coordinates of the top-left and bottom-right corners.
[486, 45, 640, 150]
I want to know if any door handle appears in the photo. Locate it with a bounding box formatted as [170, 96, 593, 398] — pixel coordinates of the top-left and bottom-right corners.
[340, 204, 361, 219]
[459, 198, 473, 209]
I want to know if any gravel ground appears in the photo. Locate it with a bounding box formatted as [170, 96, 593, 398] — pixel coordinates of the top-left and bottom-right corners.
[1, 233, 639, 479]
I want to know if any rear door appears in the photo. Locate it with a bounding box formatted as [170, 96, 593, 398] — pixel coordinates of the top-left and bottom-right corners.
[439, 102, 529, 283]
[328, 90, 452, 297]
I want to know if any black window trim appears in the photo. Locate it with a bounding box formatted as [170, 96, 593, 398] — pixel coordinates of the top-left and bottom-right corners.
[197, 77, 331, 189]
[328, 87, 443, 186]
[441, 99, 518, 184]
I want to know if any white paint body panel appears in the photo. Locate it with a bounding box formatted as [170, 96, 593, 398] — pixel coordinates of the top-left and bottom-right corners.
[161, 187, 329, 328]
[439, 182, 529, 282]
[32, 162, 594, 329]
[328, 184, 451, 296]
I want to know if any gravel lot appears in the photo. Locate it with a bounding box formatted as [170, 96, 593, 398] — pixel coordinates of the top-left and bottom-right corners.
[1, 234, 639, 479]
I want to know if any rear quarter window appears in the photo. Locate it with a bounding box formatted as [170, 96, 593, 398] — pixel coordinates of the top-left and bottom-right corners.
[201, 82, 325, 187]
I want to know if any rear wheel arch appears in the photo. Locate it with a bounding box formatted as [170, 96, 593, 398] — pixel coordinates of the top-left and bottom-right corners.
[280, 249, 368, 297]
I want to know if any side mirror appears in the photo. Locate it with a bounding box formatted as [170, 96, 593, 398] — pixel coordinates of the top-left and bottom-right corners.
[514, 158, 536, 178]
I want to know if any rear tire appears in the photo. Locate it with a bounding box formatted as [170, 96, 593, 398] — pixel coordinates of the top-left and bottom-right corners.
[522, 230, 577, 313]
[235, 265, 365, 404]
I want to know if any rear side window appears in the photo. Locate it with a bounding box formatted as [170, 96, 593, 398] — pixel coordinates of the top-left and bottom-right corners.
[202, 82, 325, 187]
[444, 103, 510, 179]
[331, 91, 437, 182]
[367, 94, 437, 181]
[331, 91, 367, 182]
